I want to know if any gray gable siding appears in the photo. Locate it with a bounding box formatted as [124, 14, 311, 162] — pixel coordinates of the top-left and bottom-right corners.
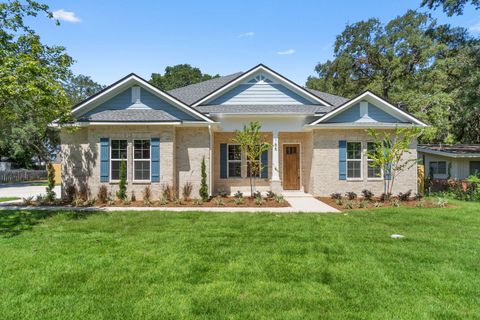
[209, 83, 314, 105]
[82, 87, 197, 121]
[327, 101, 402, 123]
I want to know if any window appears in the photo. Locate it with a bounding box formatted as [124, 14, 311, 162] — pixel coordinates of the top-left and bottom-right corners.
[469, 161, 480, 176]
[228, 144, 242, 178]
[429, 161, 447, 175]
[346, 142, 362, 179]
[111, 140, 128, 181]
[134, 140, 150, 181]
[367, 142, 382, 179]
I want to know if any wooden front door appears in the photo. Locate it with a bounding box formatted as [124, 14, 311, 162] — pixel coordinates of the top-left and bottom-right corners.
[283, 144, 300, 190]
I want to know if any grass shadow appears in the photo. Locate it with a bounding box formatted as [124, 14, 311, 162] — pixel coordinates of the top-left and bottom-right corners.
[0, 209, 106, 238]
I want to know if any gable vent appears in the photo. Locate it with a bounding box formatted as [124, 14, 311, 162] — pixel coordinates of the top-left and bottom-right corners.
[132, 86, 141, 103]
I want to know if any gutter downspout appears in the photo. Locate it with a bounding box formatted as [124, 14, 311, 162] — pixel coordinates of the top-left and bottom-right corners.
[208, 124, 213, 196]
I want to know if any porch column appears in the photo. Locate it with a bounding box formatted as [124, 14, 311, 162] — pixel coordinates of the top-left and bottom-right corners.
[271, 130, 282, 193]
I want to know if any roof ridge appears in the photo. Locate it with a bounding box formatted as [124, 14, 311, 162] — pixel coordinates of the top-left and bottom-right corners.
[168, 72, 244, 93]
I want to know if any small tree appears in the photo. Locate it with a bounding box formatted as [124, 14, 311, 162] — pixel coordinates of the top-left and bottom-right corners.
[366, 126, 422, 195]
[45, 163, 56, 203]
[116, 159, 127, 201]
[233, 121, 271, 197]
[199, 156, 209, 201]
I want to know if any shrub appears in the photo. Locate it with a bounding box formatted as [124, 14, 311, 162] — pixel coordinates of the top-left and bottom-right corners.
[159, 198, 168, 205]
[274, 195, 285, 204]
[266, 190, 276, 199]
[234, 190, 243, 198]
[131, 191, 136, 202]
[398, 189, 412, 201]
[345, 192, 357, 200]
[358, 200, 368, 208]
[192, 198, 203, 205]
[361, 189, 373, 201]
[434, 197, 448, 208]
[252, 191, 262, 199]
[391, 198, 401, 207]
[335, 198, 343, 206]
[330, 192, 342, 200]
[162, 184, 173, 201]
[380, 193, 392, 202]
[143, 186, 152, 205]
[343, 201, 354, 209]
[97, 185, 108, 204]
[254, 197, 265, 206]
[174, 198, 184, 205]
[415, 199, 425, 208]
[45, 163, 56, 203]
[213, 197, 225, 206]
[199, 156, 209, 201]
[217, 189, 228, 198]
[116, 159, 127, 201]
[65, 184, 77, 204]
[373, 201, 383, 208]
[234, 197, 244, 205]
[22, 196, 34, 205]
[413, 193, 423, 201]
[78, 184, 90, 202]
[182, 182, 193, 200]
[122, 198, 131, 205]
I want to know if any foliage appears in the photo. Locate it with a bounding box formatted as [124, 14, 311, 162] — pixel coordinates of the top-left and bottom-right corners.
[213, 196, 224, 206]
[254, 197, 265, 206]
[217, 189, 228, 198]
[65, 184, 77, 203]
[116, 159, 127, 201]
[367, 126, 421, 194]
[143, 186, 152, 205]
[130, 191, 136, 202]
[232, 121, 271, 197]
[361, 189, 374, 201]
[398, 190, 412, 201]
[330, 192, 342, 200]
[22, 196, 34, 205]
[434, 197, 448, 208]
[182, 182, 193, 200]
[199, 156, 209, 201]
[162, 184, 173, 202]
[97, 185, 108, 204]
[192, 198, 203, 205]
[234, 190, 243, 198]
[63, 74, 105, 105]
[380, 193, 392, 202]
[345, 192, 357, 200]
[234, 197, 244, 205]
[421, 0, 479, 16]
[391, 198, 402, 207]
[306, 10, 477, 143]
[252, 191, 262, 199]
[0, 1, 74, 167]
[149, 64, 219, 91]
[45, 163, 56, 202]
[266, 190, 276, 199]
[274, 194, 285, 204]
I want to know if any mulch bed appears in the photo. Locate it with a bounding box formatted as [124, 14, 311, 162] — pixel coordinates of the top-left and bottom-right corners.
[12, 197, 290, 208]
[319, 197, 453, 211]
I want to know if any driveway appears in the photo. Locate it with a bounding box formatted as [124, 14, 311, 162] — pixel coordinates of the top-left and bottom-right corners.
[0, 182, 61, 200]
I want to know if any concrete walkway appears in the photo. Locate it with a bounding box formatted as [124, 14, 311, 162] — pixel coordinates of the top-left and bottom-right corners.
[0, 182, 61, 200]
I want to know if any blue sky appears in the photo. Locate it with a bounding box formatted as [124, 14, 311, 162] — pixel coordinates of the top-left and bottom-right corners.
[29, 0, 479, 86]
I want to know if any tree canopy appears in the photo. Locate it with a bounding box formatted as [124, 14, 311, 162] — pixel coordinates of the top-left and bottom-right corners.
[307, 10, 479, 143]
[63, 74, 105, 106]
[149, 64, 219, 91]
[421, 0, 479, 16]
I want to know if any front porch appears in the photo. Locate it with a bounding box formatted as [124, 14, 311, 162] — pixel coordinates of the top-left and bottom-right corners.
[212, 131, 313, 196]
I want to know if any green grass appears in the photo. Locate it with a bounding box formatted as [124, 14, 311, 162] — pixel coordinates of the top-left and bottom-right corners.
[0, 197, 19, 203]
[0, 201, 479, 319]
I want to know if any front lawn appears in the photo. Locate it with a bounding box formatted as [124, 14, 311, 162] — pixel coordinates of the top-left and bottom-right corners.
[0, 197, 19, 203]
[1, 201, 479, 319]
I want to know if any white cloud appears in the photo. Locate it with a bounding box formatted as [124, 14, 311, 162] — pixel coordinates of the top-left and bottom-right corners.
[469, 21, 480, 33]
[277, 49, 295, 55]
[238, 31, 255, 38]
[52, 9, 81, 23]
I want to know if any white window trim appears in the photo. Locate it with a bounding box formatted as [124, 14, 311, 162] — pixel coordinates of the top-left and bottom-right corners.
[366, 141, 383, 180]
[227, 144, 242, 179]
[133, 139, 151, 183]
[346, 141, 363, 181]
[110, 139, 128, 183]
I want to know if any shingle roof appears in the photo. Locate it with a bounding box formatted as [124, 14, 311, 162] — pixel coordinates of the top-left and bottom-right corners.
[419, 144, 480, 155]
[168, 72, 244, 105]
[304, 89, 349, 107]
[78, 109, 181, 122]
[196, 104, 332, 114]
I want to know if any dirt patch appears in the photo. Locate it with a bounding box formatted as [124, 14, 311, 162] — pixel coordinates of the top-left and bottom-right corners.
[318, 197, 453, 211]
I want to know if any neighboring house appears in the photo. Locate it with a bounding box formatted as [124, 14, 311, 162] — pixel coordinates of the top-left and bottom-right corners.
[418, 144, 480, 180]
[59, 64, 426, 199]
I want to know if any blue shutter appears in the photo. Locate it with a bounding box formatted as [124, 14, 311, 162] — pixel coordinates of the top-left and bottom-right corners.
[261, 149, 268, 179]
[220, 143, 227, 179]
[339, 140, 347, 180]
[151, 138, 160, 182]
[100, 138, 109, 182]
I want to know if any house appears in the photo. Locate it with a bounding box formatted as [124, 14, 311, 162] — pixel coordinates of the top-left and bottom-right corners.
[59, 64, 426, 199]
[418, 144, 480, 180]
